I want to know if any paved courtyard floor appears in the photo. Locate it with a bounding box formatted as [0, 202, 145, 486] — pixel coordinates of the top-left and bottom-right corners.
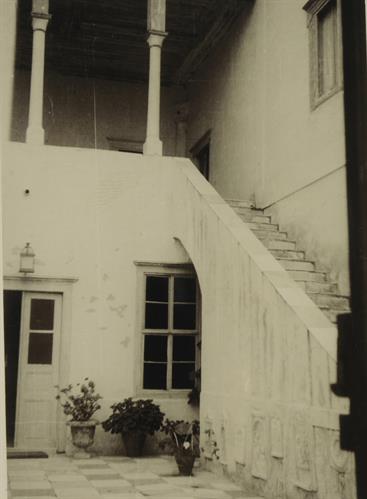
[7, 455, 261, 499]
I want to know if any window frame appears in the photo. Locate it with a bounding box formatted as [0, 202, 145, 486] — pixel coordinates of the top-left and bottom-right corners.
[304, 0, 343, 110]
[134, 263, 201, 397]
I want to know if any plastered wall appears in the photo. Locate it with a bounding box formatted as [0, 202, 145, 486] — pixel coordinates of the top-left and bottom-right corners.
[2, 141, 356, 497]
[2, 143, 198, 454]
[11, 70, 183, 156]
[186, 0, 349, 294]
[173, 159, 355, 499]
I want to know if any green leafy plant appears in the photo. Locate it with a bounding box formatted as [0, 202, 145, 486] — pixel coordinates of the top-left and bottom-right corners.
[102, 398, 164, 436]
[55, 378, 102, 422]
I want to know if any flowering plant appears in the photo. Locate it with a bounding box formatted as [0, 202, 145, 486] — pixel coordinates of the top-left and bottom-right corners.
[55, 378, 102, 422]
[160, 419, 200, 454]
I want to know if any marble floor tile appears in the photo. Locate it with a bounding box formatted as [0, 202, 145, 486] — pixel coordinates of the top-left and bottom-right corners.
[124, 478, 164, 486]
[7, 455, 254, 499]
[8, 472, 46, 480]
[80, 468, 120, 476]
[121, 471, 159, 480]
[77, 464, 111, 470]
[84, 474, 122, 480]
[47, 474, 88, 482]
[53, 487, 101, 498]
[10, 482, 53, 490]
[10, 492, 55, 498]
[135, 482, 185, 495]
[96, 487, 134, 495]
[99, 494, 145, 499]
[210, 482, 243, 492]
[188, 489, 231, 499]
[90, 479, 132, 488]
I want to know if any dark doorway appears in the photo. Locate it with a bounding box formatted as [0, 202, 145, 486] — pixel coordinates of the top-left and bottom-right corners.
[191, 131, 211, 181]
[4, 290, 22, 447]
[195, 143, 210, 181]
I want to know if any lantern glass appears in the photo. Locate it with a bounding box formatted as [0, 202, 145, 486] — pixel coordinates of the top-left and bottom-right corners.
[20, 243, 35, 274]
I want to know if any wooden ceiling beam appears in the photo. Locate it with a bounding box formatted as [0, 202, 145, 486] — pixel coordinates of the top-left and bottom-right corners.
[173, 0, 251, 85]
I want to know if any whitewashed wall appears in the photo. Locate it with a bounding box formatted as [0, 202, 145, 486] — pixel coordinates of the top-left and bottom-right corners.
[173, 159, 355, 499]
[186, 0, 348, 296]
[2, 143, 197, 454]
[2, 143, 356, 497]
[11, 70, 183, 156]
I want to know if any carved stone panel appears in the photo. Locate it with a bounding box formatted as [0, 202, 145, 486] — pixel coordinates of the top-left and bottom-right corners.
[251, 414, 267, 480]
[234, 426, 246, 465]
[292, 412, 317, 492]
[271, 418, 283, 459]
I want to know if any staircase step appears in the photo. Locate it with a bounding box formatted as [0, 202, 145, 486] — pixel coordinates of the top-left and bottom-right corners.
[263, 239, 297, 250]
[278, 259, 315, 272]
[323, 308, 343, 324]
[308, 293, 350, 310]
[227, 199, 350, 326]
[253, 230, 288, 241]
[298, 281, 339, 294]
[247, 222, 279, 231]
[270, 249, 305, 260]
[237, 213, 272, 224]
[289, 270, 327, 283]
[227, 199, 255, 209]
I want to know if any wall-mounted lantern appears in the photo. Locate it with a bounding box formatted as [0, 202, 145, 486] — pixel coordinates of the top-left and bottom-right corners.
[19, 243, 35, 274]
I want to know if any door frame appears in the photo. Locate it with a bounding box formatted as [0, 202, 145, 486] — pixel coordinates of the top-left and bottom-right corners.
[190, 130, 211, 181]
[3, 276, 77, 452]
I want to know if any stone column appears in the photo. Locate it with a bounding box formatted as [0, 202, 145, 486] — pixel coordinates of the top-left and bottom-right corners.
[26, 0, 51, 145]
[143, 0, 167, 156]
[0, 0, 18, 143]
[174, 102, 189, 157]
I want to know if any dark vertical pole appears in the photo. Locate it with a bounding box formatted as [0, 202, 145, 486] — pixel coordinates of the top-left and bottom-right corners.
[340, 0, 367, 497]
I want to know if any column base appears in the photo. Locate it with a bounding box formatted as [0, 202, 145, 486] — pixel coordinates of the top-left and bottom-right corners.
[143, 137, 163, 156]
[26, 126, 45, 145]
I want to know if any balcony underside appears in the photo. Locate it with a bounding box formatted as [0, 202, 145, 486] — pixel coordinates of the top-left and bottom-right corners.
[15, 0, 251, 85]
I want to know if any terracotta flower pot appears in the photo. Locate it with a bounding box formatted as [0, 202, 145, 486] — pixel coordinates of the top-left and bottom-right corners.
[68, 420, 98, 459]
[174, 448, 195, 476]
[122, 431, 146, 457]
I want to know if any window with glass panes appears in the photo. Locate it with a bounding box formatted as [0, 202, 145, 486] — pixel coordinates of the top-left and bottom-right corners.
[142, 273, 199, 390]
[304, 0, 342, 108]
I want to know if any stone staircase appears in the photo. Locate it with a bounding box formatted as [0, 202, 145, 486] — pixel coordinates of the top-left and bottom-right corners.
[227, 200, 350, 324]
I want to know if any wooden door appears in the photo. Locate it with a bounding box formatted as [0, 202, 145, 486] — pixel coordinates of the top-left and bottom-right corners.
[15, 292, 62, 450]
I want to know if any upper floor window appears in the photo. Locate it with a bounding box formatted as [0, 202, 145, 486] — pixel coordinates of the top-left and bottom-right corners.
[140, 270, 200, 392]
[304, 0, 343, 109]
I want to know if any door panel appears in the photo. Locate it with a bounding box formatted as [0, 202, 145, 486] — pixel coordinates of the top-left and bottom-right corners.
[15, 292, 62, 450]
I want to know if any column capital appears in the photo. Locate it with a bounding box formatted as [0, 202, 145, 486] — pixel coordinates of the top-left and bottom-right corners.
[147, 31, 167, 48]
[31, 13, 51, 32]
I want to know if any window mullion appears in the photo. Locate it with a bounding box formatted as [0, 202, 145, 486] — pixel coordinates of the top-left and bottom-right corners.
[167, 334, 173, 390]
[168, 275, 174, 330]
[167, 276, 174, 389]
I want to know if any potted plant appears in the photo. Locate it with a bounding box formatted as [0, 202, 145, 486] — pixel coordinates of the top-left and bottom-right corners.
[160, 419, 200, 476]
[102, 398, 164, 457]
[55, 378, 102, 458]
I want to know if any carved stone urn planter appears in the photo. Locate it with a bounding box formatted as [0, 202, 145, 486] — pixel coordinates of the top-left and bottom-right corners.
[68, 420, 99, 459]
